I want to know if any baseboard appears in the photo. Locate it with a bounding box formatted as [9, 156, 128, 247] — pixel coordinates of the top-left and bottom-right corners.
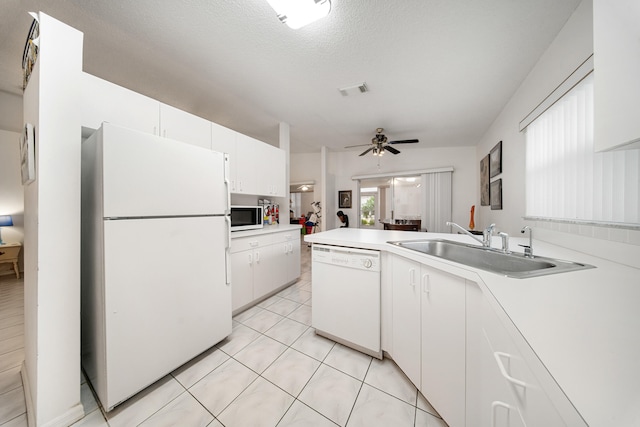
[21, 361, 34, 427]
[20, 361, 85, 427]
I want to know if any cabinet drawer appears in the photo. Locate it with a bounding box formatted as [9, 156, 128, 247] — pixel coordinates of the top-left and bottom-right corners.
[271, 230, 299, 244]
[230, 234, 273, 253]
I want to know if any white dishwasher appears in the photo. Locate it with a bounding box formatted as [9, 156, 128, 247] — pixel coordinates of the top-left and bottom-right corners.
[311, 244, 381, 358]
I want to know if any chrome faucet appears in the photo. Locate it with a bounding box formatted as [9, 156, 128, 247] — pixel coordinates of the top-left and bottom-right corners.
[446, 221, 495, 248]
[520, 226, 534, 258]
[483, 223, 496, 248]
[498, 232, 510, 253]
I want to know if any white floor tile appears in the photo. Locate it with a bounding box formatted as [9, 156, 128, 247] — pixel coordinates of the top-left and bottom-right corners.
[217, 377, 294, 427]
[172, 347, 229, 389]
[242, 310, 285, 333]
[277, 400, 338, 427]
[70, 409, 108, 427]
[80, 382, 98, 415]
[0, 413, 28, 427]
[298, 364, 361, 426]
[290, 328, 335, 362]
[234, 335, 287, 374]
[346, 383, 415, 427]
[364, 358, 417, 406]
[417, 391, 440, 418]
[262, 348, 321, 397]
[264, 318, 308, 346]
[265, 298, 301, 317]
[286, 304, 312, 326]
[138, 391, 213, 427]
[323, 344, 372, 381]
[233, 305, 264, 323]
[188, 358, 258, 416]
[415, 408, 449, 427]
[216, 323, 261, 356]
[104, 375, 184, 427]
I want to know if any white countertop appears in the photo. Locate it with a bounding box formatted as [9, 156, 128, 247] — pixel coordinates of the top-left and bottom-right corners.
[305, 228, 640, 427]
[231, 224, 301, 239]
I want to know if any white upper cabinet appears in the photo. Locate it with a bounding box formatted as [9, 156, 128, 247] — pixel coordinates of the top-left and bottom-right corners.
[159, 103, 212, 149]
[594, 0, 640, 151]
[81, 73, 159, 135]
[211, 122, 238, 191]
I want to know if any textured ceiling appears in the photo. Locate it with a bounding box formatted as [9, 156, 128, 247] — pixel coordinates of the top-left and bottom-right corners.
[0, 0, 581, 153]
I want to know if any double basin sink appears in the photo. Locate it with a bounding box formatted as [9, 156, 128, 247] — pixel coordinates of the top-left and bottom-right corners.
[388, 239, 595, 278]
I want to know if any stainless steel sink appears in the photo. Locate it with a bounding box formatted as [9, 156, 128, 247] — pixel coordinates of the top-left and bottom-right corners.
[388, 239, 595, 278]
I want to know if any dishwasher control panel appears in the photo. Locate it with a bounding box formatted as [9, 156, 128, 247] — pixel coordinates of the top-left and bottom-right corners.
[312, 244, 380, 272]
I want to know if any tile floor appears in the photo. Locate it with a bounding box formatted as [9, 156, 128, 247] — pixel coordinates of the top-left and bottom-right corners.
[0, 239, 448, 427]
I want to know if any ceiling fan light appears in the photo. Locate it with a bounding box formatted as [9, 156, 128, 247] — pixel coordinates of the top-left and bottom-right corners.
[266, 0, 331, 29]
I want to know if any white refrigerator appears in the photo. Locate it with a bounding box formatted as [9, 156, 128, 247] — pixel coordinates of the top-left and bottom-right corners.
[81, 123, 232, 411]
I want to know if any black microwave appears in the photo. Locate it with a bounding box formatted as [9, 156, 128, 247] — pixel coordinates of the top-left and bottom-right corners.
[230, 206, 263, 231]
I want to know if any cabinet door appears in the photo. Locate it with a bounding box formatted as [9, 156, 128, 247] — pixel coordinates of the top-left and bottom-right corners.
[594, 0, 640, 151]
[482, 298, 566, 427]
[467, 282, 525, 427]
[420, 267, 466, 427]
[252, 245, 276, 300]
[231, 250, 254, 312]
[261, 144, 286, 197]
[159, 103, 212, 149]
[211, 123, 238, 191]
[81, 73, 159, 135]
[235, 133, 261, 195]
[287, 235, 301, 283]
[391, 255, 421, 386]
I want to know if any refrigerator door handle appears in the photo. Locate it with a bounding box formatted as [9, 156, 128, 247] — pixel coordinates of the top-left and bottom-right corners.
[223, 154, 231, 215]
[225, 215, 232, 285]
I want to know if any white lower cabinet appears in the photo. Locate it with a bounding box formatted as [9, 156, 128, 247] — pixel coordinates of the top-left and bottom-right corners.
[391, 255, 466, 427]
[231, 230, 301, 313]
[466, 282, 586, 427]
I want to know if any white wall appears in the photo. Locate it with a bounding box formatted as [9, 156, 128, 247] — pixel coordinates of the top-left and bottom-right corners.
[0, 129, 24, 252]
[292, 146, 477, 231]
[22, 13, 84, 427]
[476, 0, 640, 269]
[0, 91, 22, 132]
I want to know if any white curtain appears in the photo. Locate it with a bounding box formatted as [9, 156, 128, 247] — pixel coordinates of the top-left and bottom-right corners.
[525, 72, 640, 224]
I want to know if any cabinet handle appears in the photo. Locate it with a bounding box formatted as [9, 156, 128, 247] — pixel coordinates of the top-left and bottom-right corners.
[491, 401, 513, 427]
[284, 244, 288, 254]
[255, 251, 260, 263]
[421, 273, 430, 294]
[250, 241, 259, 247]
[409, 268, 416, 287]
[289, 243, 293, 253]
[494, 352, 527, 388]
[249, 254, 253, 265]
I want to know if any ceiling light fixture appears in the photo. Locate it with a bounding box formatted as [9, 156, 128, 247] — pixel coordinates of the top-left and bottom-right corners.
[266, 0, 332, 29]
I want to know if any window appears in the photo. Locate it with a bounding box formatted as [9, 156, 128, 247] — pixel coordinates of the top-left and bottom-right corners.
[525, 72, 640, 225]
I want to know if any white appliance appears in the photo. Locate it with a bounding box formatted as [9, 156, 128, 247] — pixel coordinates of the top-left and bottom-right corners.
[311, 244, 381, 358]
[81, 123, 232, 411]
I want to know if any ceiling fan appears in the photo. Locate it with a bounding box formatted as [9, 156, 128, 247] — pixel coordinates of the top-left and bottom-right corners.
[345, 128, 419, 156]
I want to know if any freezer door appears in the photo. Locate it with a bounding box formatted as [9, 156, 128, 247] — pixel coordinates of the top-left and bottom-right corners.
[100, 123, 228, 218]
[100, 216, 231, 409]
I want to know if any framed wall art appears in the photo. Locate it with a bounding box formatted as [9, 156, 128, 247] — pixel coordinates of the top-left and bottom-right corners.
[480, 154, 490, 206]
[490, 179, 502, 210]
[490, 141, 502, 178]
[338, 190, 352, 209]
[20, 123, 36, 185]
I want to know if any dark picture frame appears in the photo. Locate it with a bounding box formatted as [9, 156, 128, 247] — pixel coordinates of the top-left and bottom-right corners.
[480, 155, 490, 206]
[489, 141, 502, 178]
[490, 179, 503, 210]
[338, 190, 352, 209]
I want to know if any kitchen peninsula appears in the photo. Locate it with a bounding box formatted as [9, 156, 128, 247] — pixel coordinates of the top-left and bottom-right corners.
[305, 228, 640, 427]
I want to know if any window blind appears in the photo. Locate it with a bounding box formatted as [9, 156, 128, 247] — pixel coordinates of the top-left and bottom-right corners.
[525, 72, 640, 225]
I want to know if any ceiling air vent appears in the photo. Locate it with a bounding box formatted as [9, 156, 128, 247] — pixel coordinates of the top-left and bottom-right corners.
[339, 82, 369, 96]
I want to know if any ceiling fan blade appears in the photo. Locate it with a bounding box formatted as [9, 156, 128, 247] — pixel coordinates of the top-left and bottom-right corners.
[345, 143, 374, 148]
[388, 139, 419, 144]
[384, 145, 401, 155]
[359, 147, 374, 156]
